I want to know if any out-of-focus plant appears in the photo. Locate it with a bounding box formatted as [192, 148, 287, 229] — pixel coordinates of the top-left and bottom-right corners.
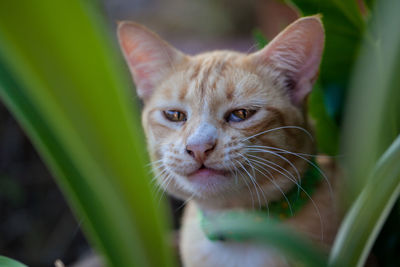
[0, 1, 174, 266]
[329, 0, 400, 265]
[0, 256, 27, 267]
[0, 0, 399, 267]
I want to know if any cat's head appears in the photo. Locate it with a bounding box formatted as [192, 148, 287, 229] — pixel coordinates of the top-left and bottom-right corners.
[118, 16, 324, 208]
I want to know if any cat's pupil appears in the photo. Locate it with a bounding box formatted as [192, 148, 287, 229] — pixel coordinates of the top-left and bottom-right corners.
[164, 110, 186, 122]
[227, 109, 255, 123]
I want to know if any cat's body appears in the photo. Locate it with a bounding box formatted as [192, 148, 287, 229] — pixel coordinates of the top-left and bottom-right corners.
[118, 16, 339, 266]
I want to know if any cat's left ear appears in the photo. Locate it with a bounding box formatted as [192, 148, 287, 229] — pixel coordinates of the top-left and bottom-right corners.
[250, 15, 324, 106]
[117, 22, 186, 100]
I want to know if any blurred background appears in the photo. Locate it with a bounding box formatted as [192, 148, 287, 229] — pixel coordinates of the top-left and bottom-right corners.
[0, 1, 299, 266]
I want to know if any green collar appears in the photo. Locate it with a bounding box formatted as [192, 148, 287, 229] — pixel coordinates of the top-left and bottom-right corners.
[199, 159, 322, 241]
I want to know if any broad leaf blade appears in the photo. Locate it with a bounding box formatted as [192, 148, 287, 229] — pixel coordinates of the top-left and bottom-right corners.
[0, 1, 174, 266]
[330, 136, 400, 267]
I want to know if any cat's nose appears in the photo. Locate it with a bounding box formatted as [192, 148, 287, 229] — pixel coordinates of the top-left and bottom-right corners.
[186, 142, 216, 163]
[186, 122, 218, 163]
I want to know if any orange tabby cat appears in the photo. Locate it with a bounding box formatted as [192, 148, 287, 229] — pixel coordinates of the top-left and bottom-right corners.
[118, 16, 338, 267]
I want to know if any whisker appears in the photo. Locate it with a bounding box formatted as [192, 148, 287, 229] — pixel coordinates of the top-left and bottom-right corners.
[244, 156, 324, 240]
[247, 159, 293, 216]
[145, 159, 163, 168]
[235, 165, 255, 209]
[235, 159, 263, 209]
[175, 193, 196, 212]
[157, 173, 174, 206]
[247, 153, 298, 183]
[247, 147, 301, 181]
[241, 126, 313, 142]
[150, 167, 169, 184]
[254, 146, 333, 199]
[235, 157, 269, 212]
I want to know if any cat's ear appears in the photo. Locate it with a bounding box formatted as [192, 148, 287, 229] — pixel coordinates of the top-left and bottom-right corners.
[117, 22, 186, 100]
[250, 15, 324, 106]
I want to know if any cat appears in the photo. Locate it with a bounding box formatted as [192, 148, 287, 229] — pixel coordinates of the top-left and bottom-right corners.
[117, 15, 338, 267]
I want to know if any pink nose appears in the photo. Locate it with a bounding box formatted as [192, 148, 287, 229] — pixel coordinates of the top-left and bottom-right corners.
[186, 142, 216, 163]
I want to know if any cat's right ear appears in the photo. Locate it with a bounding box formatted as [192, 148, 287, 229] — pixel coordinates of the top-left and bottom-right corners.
[117, 22, 185, 100]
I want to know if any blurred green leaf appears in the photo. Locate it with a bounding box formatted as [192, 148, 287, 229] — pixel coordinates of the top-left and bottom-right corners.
[329, 0, 400, 265]
[288, 0, 365, 119]
[308, 84, 339, 155]
[340, 0, 400, 206]
[252, 29, 269, 49]
[0, 256, 27, 267]
[203, 211, 328, 267]
[330, 136, 400, 267]
[0, 1, 174, 267]
[364, 0, 376, 11]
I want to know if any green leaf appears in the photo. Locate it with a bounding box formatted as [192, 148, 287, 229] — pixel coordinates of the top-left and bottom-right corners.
[364, 0, 376, 11]
[202, 211, 328, 267]
[0, 1, 174, 267]
[329, 135, 400, 267]
[252, 29, 269, 49]
[308, 84, 339, 155]
[287, 0, 365, 119]
[330, 0, 400, 265]
[340, 0, 400, 206]
[0, 256, 27, 267]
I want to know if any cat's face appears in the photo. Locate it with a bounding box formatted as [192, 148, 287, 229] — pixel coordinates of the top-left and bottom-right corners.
[118, 17, 324, 208]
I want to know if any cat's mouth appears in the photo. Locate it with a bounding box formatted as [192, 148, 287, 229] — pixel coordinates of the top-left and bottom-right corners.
[187, 164, 228, 180]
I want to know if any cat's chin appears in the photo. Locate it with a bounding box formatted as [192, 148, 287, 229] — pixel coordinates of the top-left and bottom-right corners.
[180, 166, 233, 196]
[187, 166, 228, 181]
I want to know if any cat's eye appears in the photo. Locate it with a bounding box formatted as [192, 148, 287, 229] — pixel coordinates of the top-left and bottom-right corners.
[163, 110, 187, 122]
[227, 109, 256, 123]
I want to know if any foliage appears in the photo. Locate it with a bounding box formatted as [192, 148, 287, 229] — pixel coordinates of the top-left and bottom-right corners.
[202, 212, 328, 267]
[0, 1, 173, 266]
[0, 256, 27, 267]
[0, 0, 399, 266]
[289, 0, 365, 120]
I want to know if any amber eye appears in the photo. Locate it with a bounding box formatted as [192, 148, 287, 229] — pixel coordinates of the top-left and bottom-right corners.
[163, 110, 187, 122]
[227, 109, 256, 123]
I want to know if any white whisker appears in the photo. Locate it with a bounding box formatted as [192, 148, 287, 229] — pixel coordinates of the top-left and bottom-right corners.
[247, 147, 301, 181]
[235, 159, 263, 209]
[243, 156, 324, 240]
[247, 159, 293, 216]
[253, 145, 333, 199]
[241, 126, 313, 142]
[235, 157, 269, 211]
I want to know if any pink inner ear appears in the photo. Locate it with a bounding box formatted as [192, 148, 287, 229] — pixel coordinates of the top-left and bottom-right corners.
[117, 22, 183, 100]
[253, 16, 324, 106]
